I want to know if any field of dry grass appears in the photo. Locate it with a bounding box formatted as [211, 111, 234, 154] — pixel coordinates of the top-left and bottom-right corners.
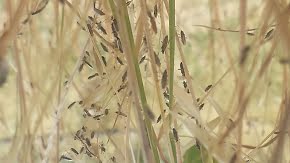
[0, 0, 289, 163]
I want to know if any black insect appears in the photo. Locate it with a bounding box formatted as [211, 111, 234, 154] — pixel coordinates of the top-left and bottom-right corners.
[115, 111, 127, 117]
[101, 56, 107, 66]
[147, 11, 157, 34]
[31, 0, 49, 15]
[79, 63, 84, 72]
[100, 43, 108, 52]
[161, 70, 168, 89]
[71, 148, 79, 155]
[111, 17, 119, 37]
[91, 131, 95, 139]
[84, 109, 92, 117]
[94, 2, 105, 15]
[76, 21, 86, 31]
[180, 30, 186, 45]
[279, 58, 290, 64]
[97, 22, 107, 35]
[80, 147, 85, 154]
[117, 84, 127, 92]
[161, 35, 169, 54]
[116, 38, 123, 53]
[139, 56, 146, 64]
[183, 81, 187, 89]
[156, 114, 161, 123]
[111, 156, 116, 162]
[100, 144, 106, 152]
[154, 4, 158, 17]
[82, 126, 87, 132]
[59, 155, 73, 161]
[199, 103, 205, 110]
[264, 28, 275, 40]
[116, 57, 124, 65]
[88, 73, 99, 79]
[104, 109, 109, 115]
[126, 0, 133, 6]
[68, 101, 76, 109]
[122, 71, 128, 82]
[239, 45, 250, 65]
[154, 52, 161, 67]
[93, 114, 104, 120]
[84, 60, 93, 69]
[173, 128, 178, 142]
[179, 62, 185, 76]
[87, 23, 94, 36]
[204, 85, 212, 92]
[85, 138, 91, 146]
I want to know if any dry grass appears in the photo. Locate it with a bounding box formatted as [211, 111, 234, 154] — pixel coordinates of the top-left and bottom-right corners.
[0, 0, 289, 163]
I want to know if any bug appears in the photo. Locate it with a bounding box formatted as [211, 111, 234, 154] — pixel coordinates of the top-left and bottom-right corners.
[80, 147, 85, 154]
[79, 63, 84, 72]
[139, 56, 146, 64]
[68, 101, 76, 109]
[75, 130, 81, 138]
[204, 84, 212, 92]
[126, 0, 133, 6]
[116, 38, 123, 53]
[161, 35, 169, 54]
[116, 57, 124, 65]
[111, 156, 116, 162]
[93, 2, 105, 16]
[183, 81, 187, 89]
[154, 4, 158, 17]
[156, 114, 161, 123]
[163, 91, 169, 100]
[86, 23, 94, 36]
[84, 109, 92, 117]
[144, 105, 155, 121]
[199, 103, 204, 110]
[77, 21, 86, 31]
[84, 60, 93, 69]
[93, 114, 104, 120]
[88, 73, 99, 79]
[100, 43, 108, 52]
[196, 98, 200, 102]
[115, 111, 127, 117]
[71, 148, 79, 155]
[154, 52, 161, 67]
[279, 58, 290, 64]
[82, 126, 87, 132]
[91, 131, 95, 139]
[100, 144, 106, 152]
[264, 28, 274, 40]
[179, 62, 185, 76]
[239, 45, 250, 65]
[59, 155, 73, 161]
[79, 100, 83, 105]
[173, 128, 179, 142]
[101, 56, 107, 66]
[122, 70, 128, 82]
[31, 0, 49, 15]
[161, 70, 168, 89]
[97, 22, 107, 35]
[104, 109, 109, 115]
[85, 138, 91, 146]
[117, 84, 127, 92]
[147, 11, 157, 34]
[180, 30, 186, 45]
[111, 17, 119, 37]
